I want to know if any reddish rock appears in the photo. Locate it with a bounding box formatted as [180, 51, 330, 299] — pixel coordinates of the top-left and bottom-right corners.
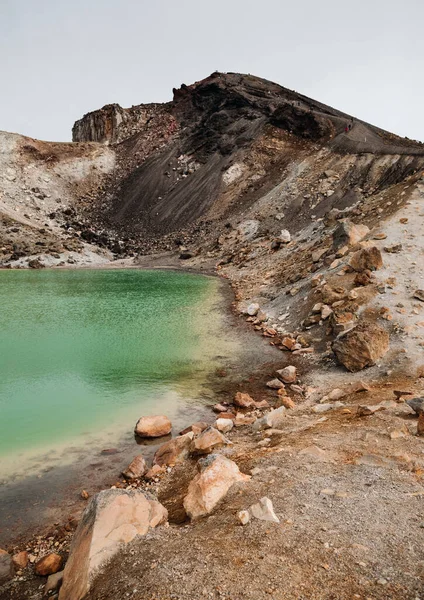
[153, 432, 193, 466]
[332, 321, 389, 372]
[35, 553, 63, 576]
[12, 550, 28, 570]
[145, 464, 165, 480]
[349, 246, 383, 272]
[179, 421, 209, 436]
[134, 415, 172, 438]
[234, 392, 255, 408]
[215, 412, 236, 421]
[190, 427, 229, 456]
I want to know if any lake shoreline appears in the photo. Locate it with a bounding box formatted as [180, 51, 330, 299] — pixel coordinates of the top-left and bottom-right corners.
[0, 262, 280, 549]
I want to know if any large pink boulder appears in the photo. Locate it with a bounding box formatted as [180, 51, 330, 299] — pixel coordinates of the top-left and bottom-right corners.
[134, 415, 172, 438]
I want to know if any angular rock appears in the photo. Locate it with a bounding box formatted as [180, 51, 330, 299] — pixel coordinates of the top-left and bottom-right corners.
[279, 396, 296, 409]
[35, 553, 63, 576]
[266, 378, 285, 390]
[45, 570, 64, 595]
[144, 464, 165, 480]
[179, 421, 209, 436]
[122, 455, 147, 480]
[238, 510, 250, 525]
[250, 497, 279, 523]
[234, 392, 255, 408]
[183, 454, 250, 520]
[134, 415, 172, 438]
[212, 403, 227, 413]
[237, 220, 259, 241]
[215, 418, 234, 433]
[12, 550, 28, 570]
[190, 427, 229, 456]
[333, 220, 369, 249]
[59, 490, 167, 600]
[276, 365, 297, 384]
[332, 322, 389, 372]
[234, 413, 257, 426]
[0, 550, 14, 585]
[253, 406, 286, 431]
[153, 432, 194, 466]
[413, 289, 424, 302]
[279, 229, 291, 243]
[406, 397, 424, 416]
[348, 246, 383, 272]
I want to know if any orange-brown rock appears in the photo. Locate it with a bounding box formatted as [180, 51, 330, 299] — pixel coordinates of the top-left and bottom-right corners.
[134, 415, 172, 438]
[153, 432, 193, 466]
[35, 553, 63, 577]
[332, 321, 389, 372]
[145, 464, 166, 480]
[12, 551, 28, 570]
[234, 392, 255, 408]
[190, 427, 229, 456]
[349, 246, 383, 272]
[179, 421, 209, 435]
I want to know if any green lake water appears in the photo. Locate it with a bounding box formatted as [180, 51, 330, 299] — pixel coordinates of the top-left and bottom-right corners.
[0, 269, 232, 479]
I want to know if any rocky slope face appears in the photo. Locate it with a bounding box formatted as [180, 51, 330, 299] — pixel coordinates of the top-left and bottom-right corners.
[1, 72, 424, 600]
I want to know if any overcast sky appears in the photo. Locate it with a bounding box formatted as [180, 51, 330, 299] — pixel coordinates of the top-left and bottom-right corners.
[1, 0, 423, 142]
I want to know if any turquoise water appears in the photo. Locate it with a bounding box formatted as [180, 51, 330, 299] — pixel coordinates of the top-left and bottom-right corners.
[0, 269, 229, 477]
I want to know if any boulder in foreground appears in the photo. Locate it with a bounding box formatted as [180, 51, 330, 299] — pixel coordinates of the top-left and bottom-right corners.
[184, 454, 250, 520]
[332, 321, 389, 372]
[59, 489, 167, 600]
[134, 415, 172, 438]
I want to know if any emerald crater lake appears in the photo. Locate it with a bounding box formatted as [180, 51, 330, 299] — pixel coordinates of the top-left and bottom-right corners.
[0, 268, 235, 480]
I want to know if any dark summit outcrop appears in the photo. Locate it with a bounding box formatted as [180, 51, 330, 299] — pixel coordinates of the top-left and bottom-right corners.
[72, 72, 424, 241]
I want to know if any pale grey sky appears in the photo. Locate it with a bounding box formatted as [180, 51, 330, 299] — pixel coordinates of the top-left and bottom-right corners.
[1, 0, 423, 142]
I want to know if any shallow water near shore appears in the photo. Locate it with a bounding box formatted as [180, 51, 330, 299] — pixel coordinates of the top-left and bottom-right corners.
[0, 268, 235, 481]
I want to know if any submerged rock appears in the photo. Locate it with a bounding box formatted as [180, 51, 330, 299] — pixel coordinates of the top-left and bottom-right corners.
[183, 454, 250, 520]
[59, 489, 167, 600]
[122, 455, 147, 480]
[134, 415, 172, 438]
